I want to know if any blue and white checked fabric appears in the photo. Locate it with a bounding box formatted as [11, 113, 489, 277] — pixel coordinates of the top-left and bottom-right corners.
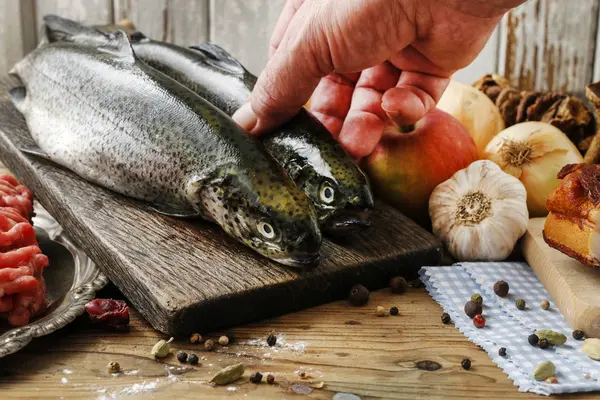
[420, 262, 600, 396]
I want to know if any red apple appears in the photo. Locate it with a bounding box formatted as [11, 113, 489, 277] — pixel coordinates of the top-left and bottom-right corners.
[363, 108, 479, 227]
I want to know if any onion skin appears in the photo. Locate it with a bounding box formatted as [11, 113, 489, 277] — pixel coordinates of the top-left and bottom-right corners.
[437, 80, 505, 156]
[364, 109, 479, 227]
[484, 122, 583, 217]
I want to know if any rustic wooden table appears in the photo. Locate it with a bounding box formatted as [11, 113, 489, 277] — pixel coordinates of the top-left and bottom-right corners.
[1, 284, 591, 399]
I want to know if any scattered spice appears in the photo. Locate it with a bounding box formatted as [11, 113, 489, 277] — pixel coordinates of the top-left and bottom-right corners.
[219, 336, 230, 346]
[515, 298, 526, 310]
[85, 299, 130, 329]
[539, 338, 550, 349]
[348, 284, 369, 306]
[464, 301, 482, 319]
[461, 358, 471, 370]
[209, 363, 245, 385]
[541, 300, 550, 310]
[267, 374, 275, 384]
[376, 306, 387, 317]
[499, 347, 507, 357]
[471, 293, 483, 304]
[528, 334, 539, 346]
[545, 376, 559, 384]
[151, 337, 173, 358]
[441, 312, 451, 324]
[493, 280, 509, 297]
[188, 354, 199, 365]
[573, 330, 585, 340]
[190, 333, 202, 344]
[249, 372, 263, 384]
[107, 361, 120, 374]
[532, 361, 555, 381]
[204, 339, 215, 351]
[299, 371, 306, 378]
[473, 314, 486, 328]
[267, 334, 277, 347]
[389, 276, 409, 294]
[535, 330, 567, 345]
[390, 306, 399, 316]
[177, 351, 188, 363]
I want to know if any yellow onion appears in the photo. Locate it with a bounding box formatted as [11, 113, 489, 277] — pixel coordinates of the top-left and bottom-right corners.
[484, 122, 583, 217]
[437, 80, 505, 156]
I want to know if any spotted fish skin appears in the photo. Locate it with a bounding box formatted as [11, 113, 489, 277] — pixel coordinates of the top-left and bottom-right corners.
[41, 15, 374, 236]
[9, 35, 321, 267]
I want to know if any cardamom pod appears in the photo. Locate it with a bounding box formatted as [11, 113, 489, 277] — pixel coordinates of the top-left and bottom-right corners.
[582, 338, 600, 360]
[535, 330, 567, 345]
[532, 361, 556, 381]
[209, 363, 245, 385]
[151, 337, 174, 358]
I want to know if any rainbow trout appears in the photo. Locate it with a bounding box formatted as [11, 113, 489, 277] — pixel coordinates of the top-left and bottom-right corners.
[9, 31, 321, 267]
[43, 15, 374, 236]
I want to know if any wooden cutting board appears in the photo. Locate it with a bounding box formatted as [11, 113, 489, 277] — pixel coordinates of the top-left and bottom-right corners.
[0, 78, 441, 335]
[522, 218, 600, 338]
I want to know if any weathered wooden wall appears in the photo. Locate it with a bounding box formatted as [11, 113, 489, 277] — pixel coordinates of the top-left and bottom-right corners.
[0, 0, 599, 91]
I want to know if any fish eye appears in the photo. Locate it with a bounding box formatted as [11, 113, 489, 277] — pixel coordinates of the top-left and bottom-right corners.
[319, 183, 335, 204]
[257, 221, 276, 239]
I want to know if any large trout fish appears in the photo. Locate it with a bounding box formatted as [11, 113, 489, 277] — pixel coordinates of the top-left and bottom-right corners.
[9, 31, 322, 267]
[43, 15, 375, 236]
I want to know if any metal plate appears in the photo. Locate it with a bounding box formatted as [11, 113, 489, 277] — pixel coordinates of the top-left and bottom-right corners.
[0, 202, 107, 357]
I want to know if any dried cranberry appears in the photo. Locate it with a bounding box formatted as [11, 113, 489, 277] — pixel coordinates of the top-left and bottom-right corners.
[85, 299, 130, 328]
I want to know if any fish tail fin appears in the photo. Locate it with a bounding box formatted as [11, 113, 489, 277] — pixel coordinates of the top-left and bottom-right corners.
[129, 31, 150, 43]
[8, 87, 28, 114]
[189, 43, 247, 75]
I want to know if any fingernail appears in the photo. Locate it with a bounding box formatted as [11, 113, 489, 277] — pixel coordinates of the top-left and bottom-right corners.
[232, 102, 258, 133]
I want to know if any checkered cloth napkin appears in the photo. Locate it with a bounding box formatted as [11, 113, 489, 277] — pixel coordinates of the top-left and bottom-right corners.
[420, 262, 600, 395]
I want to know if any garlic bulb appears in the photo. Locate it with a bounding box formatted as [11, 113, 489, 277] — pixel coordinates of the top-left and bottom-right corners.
[429, 160, 528, 261]
[484, 122, 583, 217]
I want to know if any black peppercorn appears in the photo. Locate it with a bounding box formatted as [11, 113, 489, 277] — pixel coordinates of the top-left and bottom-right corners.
[493, 280, 509, 297]
[348, 284, 369, 306]
[573, 330, 585, 340]
[389, 277, 409, 294]
[267, 334, 277, 347]
[461, 358, 471, 370]
[528, 334, 539, 346]
[390, 306, 399, 316]
[249, 372, 263, 384]
[498, 347, 507, 357]
[464, 300, 483, 319]
[177, 351, 188, 363]
[187, 353, 199, 365]
[267, 374, 275, 384]
[441, 312, 451, 324]
[539, 338, 550, 349]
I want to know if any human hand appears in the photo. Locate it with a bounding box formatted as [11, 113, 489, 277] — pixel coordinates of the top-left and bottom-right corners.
[233, 0, 524, 158]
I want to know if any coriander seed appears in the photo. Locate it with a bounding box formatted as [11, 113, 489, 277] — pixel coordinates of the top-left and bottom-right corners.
[348, 284, 369, 306]
[493, 280, 509, 297]
[461, 358, 471, 370]
[471, 293, 483, 304]
[573, 330, 585, 340]
[390, 306, 399, 316]
[108, 361, 121, 374]
[219, 336, 229, 346]
[376, 306, 387, 317]
[267, 374, 275, 384]
[204, 339, 215, 351]
[539, 338, 550, 349]
[267, 334, 277, 347]
[441, 312, 451, 324]
[188, 353, 199, 365]
[499, 347, 507, 357]
[528, 334, 539, 346]
[249, 371, 263, 384]
[540, 300, 550, 310]
[389, 276, 408, 294]
[515, 298, 526, 310]
[177, 351, 188, 363]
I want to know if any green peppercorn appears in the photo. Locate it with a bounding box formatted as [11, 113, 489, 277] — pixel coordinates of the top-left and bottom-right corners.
[539, 338, 550, 349]
[573, 330, 585, 340]
[441, 312, 451, 324]
[499, 347, 507, 357]
[187, 353, 199, 365]
[177, 351, 188, 363]
[471, 293, 483, 305]
[516, 298, 526, 310]
[528, 334, 539, 346]
[389, 276, 409, 294]
[249, 372, 263, 384]
[494, 280, 509, 297]
[390, 306, 399, 316]
[461, 358, 471, 370]
[348, 284, 369, 306]
[540, 300, 550, 310]
[267, 334, 277, 347]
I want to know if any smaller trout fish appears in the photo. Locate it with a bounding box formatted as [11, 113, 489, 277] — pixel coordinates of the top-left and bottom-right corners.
[42, 15, 375, 236]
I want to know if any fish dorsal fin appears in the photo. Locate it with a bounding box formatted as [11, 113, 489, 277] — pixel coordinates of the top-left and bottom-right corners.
[189, 43, 246, 74]
[99, 30, 135, 63]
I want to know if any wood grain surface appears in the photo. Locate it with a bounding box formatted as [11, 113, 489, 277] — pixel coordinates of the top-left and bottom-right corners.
[0, 77, 441, 337]
[522, 218, 600, 338]
[0, 284, 575, 400]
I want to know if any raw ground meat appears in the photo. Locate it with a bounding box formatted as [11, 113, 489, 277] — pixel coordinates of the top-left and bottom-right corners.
[0, 175, 48, 327]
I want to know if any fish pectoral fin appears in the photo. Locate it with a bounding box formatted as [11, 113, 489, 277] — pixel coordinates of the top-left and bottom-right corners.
[8, 86, 27, 113]
[148, 202, 200, 218]
[19, 145, 53, 161]
[189, 43, 247, 74]
[99, 30, 135, 64]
